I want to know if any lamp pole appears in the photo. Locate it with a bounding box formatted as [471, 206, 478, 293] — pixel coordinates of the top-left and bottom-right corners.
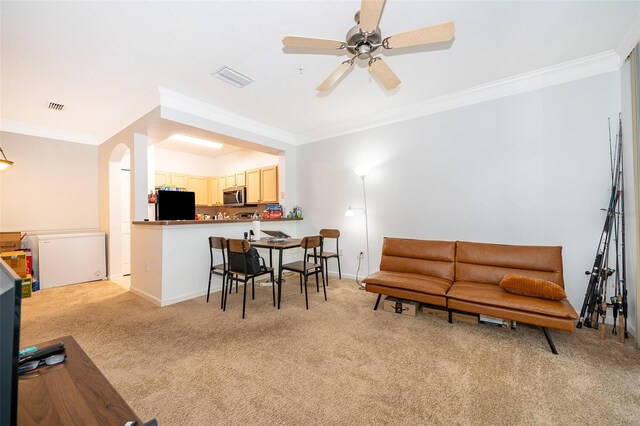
[361, 175, 370, 276]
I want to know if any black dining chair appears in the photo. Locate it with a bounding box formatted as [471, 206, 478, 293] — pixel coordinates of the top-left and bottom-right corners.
[306, 229, 341, 286]
[207, 236, 229, 309]
[226, 239, 275, 319]
[281, 235, 326, 309]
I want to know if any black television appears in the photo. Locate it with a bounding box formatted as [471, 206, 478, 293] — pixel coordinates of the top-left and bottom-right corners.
[156, 190, 196, 220]
[0, 258, 22, 426]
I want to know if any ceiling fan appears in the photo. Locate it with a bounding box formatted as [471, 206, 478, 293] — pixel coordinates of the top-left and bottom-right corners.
[282, 0, 455, 92]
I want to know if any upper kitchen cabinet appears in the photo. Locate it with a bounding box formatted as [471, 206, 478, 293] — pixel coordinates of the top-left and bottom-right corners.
[261, 166, 278, 203]
[188, 175, 208, 205]
[245, 169, 261, 204]
[170, 173, 188, 189]
[218, 176, 226, 202]
[236, 171, 246, 187]
[155, 171, 170, 188]
[246, 166, 278, 204]
[208, 176, 220, 205]
[226, 174, 236, 188]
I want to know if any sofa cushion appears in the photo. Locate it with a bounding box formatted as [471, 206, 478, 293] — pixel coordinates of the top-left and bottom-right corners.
[447, 281, 578, 319]
[500, 274, 567, 300]
[363, 271, 452, 296]
[380, 238, 456, 281]
[455, 241, 564, 287]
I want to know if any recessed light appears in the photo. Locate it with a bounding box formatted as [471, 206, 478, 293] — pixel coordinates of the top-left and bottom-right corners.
[170, 134, 223, 149]
[212, 66, 253, 87]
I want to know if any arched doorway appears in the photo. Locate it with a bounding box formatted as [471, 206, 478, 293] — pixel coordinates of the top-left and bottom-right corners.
[108, 143, 131, 285]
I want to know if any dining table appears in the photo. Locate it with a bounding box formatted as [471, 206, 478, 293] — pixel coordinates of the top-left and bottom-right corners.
[250, 237, 301, 308]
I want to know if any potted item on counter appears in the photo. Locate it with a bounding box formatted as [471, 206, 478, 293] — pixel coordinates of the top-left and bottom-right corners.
[287, 205, 302, 219]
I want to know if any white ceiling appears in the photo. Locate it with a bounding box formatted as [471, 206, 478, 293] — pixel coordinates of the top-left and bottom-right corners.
[1, 1, 639, 147]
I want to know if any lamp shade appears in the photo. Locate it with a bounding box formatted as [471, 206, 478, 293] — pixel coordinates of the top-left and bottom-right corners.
[0, 148, 13, 171]
[0, 160, 13, 171]
[345, 206, 355, 217]
[354, 166, 370, 177]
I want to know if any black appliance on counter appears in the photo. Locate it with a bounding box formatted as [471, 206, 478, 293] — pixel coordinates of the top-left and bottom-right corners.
[156, 190, 196, 220]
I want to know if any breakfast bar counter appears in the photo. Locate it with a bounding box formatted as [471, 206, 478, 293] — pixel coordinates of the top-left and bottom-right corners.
[132, 217, 303, 226]
[130, 218, 302, 306]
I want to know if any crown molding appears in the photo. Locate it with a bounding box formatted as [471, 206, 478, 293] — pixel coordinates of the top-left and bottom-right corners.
[97, 88, 162, 143]
[0, 50, 624, 148]
[0, 119, 98, 145]
[296, 50, 622, 144]
[158, 87, 297, 145]
[615, 11, 640, 62]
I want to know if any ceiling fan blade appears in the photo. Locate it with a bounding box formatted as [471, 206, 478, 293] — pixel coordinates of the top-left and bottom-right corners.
[369, 58, 400, 90]
[282, 36, 345, 50]
[359, 0, 385, 33]
[316, 61, 354, 92]
[384, 21, 455, 49]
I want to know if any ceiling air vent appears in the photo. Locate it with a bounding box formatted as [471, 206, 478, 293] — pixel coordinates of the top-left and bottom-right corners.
[212, 66, 253, 88]
[48, 102, 64, 111]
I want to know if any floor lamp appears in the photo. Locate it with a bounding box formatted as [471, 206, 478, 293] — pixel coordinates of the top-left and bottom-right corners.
[345, 166, 370, 288]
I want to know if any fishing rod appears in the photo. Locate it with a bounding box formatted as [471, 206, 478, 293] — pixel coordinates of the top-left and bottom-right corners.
[577, 118, 622, 329]
[611, 159, 621, 337]
[617, 116, 628, 341]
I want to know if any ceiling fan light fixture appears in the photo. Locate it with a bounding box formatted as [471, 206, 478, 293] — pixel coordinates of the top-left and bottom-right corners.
[282, 0, 456, 92]
[0, 148, 14, 171]
[212, 66, 253, 88]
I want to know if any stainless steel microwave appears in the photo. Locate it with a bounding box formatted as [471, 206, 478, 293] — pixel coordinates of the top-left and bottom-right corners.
[223, 187, 246, 206]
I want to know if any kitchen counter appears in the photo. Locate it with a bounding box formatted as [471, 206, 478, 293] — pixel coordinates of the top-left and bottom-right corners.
[130, 218, 302, 306]
[132, 217, 302, 225]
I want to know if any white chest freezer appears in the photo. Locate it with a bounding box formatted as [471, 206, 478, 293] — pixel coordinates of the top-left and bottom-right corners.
[38, 232, 106, 289]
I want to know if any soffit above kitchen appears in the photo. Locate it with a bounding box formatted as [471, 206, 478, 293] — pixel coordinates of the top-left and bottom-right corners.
[1, 1, 639, 147]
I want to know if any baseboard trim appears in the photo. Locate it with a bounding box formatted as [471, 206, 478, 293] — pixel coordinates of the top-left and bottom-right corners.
[160, 283, 224, 307]
[129, 286, 162, 306]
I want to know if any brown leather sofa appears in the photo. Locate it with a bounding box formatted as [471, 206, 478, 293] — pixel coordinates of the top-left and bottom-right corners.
[364, 238, 579, 354]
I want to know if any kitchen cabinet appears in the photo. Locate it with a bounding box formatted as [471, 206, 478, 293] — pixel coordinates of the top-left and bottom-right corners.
[170, 173, 188, 189]
[245, 168, 261, 204]
[245, 166, 278, 204]
[208, 177, 220, 205]
[226, 174, 236, 188]
[155, 165, 277, 205]
[236, 171, 246, 187]
[188, 175, 208, 205]
[218, 176, 226, 202]
[154, 171, 170, 188]
[261, 166, 278, 203]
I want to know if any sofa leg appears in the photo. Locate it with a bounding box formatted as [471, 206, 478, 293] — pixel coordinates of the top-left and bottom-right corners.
[542, 327, 558, 355]
[448, 310, 452, 324]
[373, 294, 382, 311]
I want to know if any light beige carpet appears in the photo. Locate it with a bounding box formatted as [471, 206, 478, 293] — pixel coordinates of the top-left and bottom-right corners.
[20, 278, 640, 425]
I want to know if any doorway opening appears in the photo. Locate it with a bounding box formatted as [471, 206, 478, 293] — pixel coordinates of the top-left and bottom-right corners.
[108, 143, 131, 287]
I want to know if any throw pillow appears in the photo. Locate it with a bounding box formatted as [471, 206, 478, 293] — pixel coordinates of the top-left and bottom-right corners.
[499, 274, 567, 300]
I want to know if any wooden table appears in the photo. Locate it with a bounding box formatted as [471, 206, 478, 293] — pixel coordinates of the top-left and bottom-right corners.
[251, 238, 301, 309]
[18, 335, 141, 425]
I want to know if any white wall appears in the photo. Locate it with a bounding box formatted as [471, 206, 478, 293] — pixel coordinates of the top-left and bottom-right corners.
[0, 131, 99, 232]
[297, 71, 633, 328]
[213, 150, 279, 175]
[154, 146, 216, 176]
[153, 146, 279, 185]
